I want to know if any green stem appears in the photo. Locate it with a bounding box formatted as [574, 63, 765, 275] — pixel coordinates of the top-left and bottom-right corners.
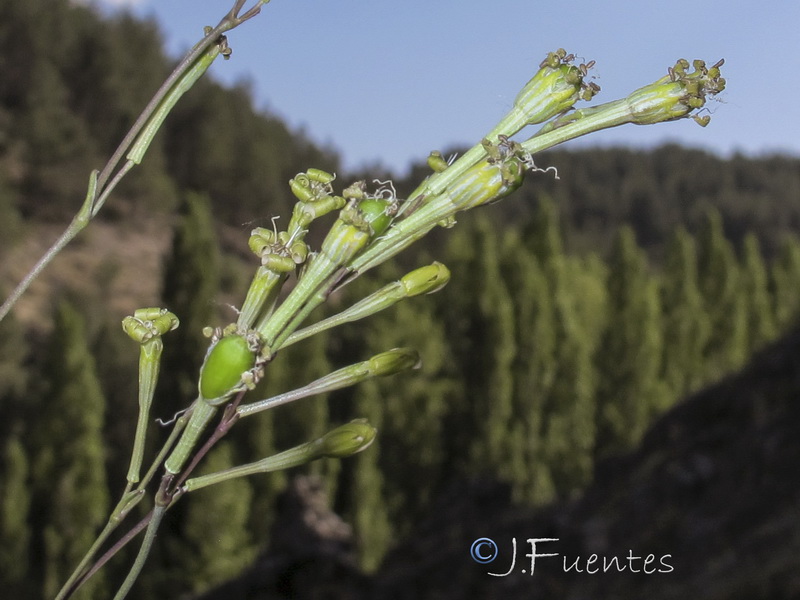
[111, 494, 169, 600]
[0, 2, 264, 325]
[55, 402, 189, 600]
[0, 171, 97, 323]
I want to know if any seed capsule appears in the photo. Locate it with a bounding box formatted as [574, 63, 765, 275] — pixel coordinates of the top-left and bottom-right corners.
[199, 334, 256, 403]
[357, 198, 393, 236]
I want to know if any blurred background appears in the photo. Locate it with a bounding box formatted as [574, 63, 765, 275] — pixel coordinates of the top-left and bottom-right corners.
[1, 1, 799, 598]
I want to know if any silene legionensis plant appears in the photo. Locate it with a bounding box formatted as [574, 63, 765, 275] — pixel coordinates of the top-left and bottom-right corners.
[0, 1, 726, 598]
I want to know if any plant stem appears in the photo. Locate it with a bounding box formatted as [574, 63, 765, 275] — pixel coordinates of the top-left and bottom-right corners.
[0, 0, 267, 325]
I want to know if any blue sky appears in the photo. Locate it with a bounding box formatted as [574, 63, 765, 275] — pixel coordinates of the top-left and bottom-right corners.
[89, 0, 800, 175]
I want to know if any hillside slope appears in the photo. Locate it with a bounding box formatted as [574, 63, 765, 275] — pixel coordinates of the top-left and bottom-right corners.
[375, 323, 800, 599]
[198, 323, 800, 599]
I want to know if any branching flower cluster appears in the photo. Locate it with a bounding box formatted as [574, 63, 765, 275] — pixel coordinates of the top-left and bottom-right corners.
[0, 2, 724, 598]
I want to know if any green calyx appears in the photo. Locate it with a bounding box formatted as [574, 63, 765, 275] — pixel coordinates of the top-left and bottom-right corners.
[400, 262, 451, 296]
[512, 49, 596, 127]
[199, 333, 258, 404]
[446, 151, 526, 211]
[313, 419, 377, 459]
[626, 58, 725, 126]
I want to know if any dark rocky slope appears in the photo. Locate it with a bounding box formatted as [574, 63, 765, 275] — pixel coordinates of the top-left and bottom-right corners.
[200, 325, 800, 599]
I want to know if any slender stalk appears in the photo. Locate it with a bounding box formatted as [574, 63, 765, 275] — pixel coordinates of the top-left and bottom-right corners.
[111, 484, 170, 600]
[0, 0, 270, 325]
[54, 404, 190, 600]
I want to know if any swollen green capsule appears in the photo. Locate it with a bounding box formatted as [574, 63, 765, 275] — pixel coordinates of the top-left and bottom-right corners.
[199, 334, 256, 403]
[357, 198, 393, 236]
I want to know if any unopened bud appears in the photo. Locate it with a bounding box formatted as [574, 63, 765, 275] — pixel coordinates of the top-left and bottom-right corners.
[446, 154, 526, 211]
[513, 49, 594, 128]
[122, 308, 179, 343]
[400, 262, 451, 296]
[368, 348, 421, 377]
[314, 419, 377, 458]
[626, 58, 725, 126]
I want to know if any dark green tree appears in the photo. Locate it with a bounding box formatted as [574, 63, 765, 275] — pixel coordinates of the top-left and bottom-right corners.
[158, 191, 221, 416]
[345, 379, 391, 573]
[146, 191, 221, 596]
[540, 253, 602, 495]
[180, 441, 255, 595]
[740, 233, 777, 351]
[770, 235, 800, 330]
[697, 207, 748, 380]
[0, 433, 31, 596]
[31, 301, 109, 600]
[520, 199, 603, 499]
[526, 194, 564, 263]
[438, 215, 516, 478]
[595, 226, 667, 457]
[500, 232, 557, 504]
[660, 227, 710, 399]
[360, 262, 453, 531]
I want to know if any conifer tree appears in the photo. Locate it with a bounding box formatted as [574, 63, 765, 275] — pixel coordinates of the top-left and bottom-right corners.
[360, 263, 453, 529]
[595, 226, 666, 457]
[541, 254, 602, 494]
[500, 232, 557, 504]
[526, 194, 564, 263]
[660, 227, 710, 399]
[92, 318, 139, 491]
[272, 331, 335, 490]
[522, 199, 603, 500]
[241, 328, 335, 545]
[438, 215, 516, 478]
[770, 235, 800, 329]
[150, 191, 222, 594]
[740, 233, 777, 351]
[158, 191, 221, 416]
[0, 433, 31, 596]
[180, 441, 255, 595]
[0, 310, 31, 595]
[345, 379, 391, 573]
[697, 207, 748, 379]
[0, 309, 28, 433]
[32, 301, 109, 600]
[243, 397, 285, 549]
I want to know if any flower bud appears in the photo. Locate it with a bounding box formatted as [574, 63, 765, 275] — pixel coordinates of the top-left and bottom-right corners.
[314, 419, 377, 459]
[513, 52, 590, 128]
[427, 151, 449, 173]
[400, 262, 451, 297]
[446, 154, 526, 211]
[626, 58, 725, 126]
[122, 308, 179, 343]
[367, 348, 421, 377]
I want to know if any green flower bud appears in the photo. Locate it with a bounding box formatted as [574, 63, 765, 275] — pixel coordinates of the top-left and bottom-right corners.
[248, 227, 276, 258]
[626, 58, 725, 126]
[306, 168, 335, 184]
[199, 334, 257, 404]
[446, 154, 526, 211]
[512, 50, 591, 127]
[367, 348, 421, 377]
[122, 308, 179, 343]
[400, 262, 451, 297]
[313, 419, 377, 459]
[427, 151, 449, 173]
